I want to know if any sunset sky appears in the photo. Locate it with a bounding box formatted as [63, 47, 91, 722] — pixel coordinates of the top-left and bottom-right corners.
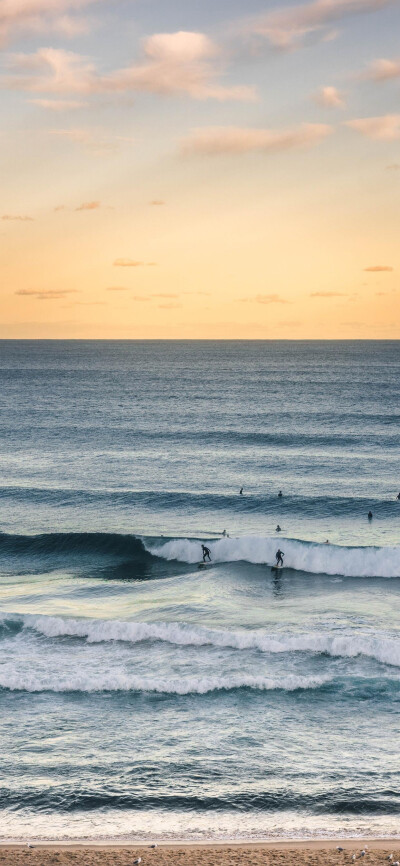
[1, 0, 400, 338]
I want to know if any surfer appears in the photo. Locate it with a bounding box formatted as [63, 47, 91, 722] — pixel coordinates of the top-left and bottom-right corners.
[278, 490, 283, 497]
[397, 493, 400, 500]
[276, 524, 282, 532]
[368, 510, 373, 520]
[239, 487, 243, 495]
[275, 549, 284, 567]
[201, 544, 211, 562]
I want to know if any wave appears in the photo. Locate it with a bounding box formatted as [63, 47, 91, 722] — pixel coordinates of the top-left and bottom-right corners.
[148, 535, 400, 578]
[0, 669, 329, 695]
[1, 530, 399, 577]
[3, 614, 400, 668]
[0, 486, 398, 519]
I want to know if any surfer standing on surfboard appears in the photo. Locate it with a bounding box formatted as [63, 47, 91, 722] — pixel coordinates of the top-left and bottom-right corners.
[201, 544, 211, 563]
[275, 549, 284, 567]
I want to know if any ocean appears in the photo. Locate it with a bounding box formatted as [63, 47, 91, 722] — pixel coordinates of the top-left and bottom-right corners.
[0, 339, 399, 843]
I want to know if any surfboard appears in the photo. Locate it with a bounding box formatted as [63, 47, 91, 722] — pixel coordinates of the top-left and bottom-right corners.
[271, 565, 283, 572]
[198, 562, 210, 569]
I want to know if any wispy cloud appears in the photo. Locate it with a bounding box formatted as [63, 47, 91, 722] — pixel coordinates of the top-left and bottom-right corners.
[346, 115, 400, 140]
[113, 258, 145, 267]
[181, 123, 332, 155]
[240, 294, 291, 304]
[150, 200, 165, 205]
[4, 34, 256, 102]
[48, 127, 119, 154]
[240, 0, 395, 50]
[75, 200, 100, 210]
[2, 214, 33, 221]
[106, 286, 129, 291]
[15, 288, 78, 299]
[364, 265, 393, 271]
[364, 57, 400, 81]
[314, 86, 345, 108]
[152, 292, 179, 298]
[310, 291, 347, 296]
[0, 0, 101, 45]
[30, 97, 87, 110]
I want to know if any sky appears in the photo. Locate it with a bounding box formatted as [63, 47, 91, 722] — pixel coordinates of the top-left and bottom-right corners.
[1, 0, 400, 338]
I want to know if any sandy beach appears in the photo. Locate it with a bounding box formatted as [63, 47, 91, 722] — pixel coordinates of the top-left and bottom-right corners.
[0, 841, 399, 866]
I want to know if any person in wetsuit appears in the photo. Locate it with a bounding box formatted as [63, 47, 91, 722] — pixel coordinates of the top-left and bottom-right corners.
[275, 549, 284, 567]
[368, 511, 373, 520]
[201, 544, 211, 562]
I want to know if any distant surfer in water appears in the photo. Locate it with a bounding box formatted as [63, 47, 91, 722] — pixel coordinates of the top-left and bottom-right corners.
[278, 490, 283, 497]
[201, 544, 211, 562]
[275, 549, 284, 567]
[368, 510, 373, 520]
[239, 487, 243, 495]
[397, 493, 400, 500]
[276, 524, 282, 532]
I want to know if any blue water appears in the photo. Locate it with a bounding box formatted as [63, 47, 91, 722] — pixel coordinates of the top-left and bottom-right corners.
[0, 340, 399, 842]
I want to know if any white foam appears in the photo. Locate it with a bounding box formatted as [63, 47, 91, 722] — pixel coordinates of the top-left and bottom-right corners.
[12, 615, 400, 669]
[147, 536, 400, 578]
[0, 668, 329, 694]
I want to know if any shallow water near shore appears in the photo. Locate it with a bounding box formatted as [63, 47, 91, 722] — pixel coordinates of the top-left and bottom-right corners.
[0, 340, 399, 841]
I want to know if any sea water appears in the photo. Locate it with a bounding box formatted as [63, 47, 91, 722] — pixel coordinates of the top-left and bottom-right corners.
[0, 340, 399, 842]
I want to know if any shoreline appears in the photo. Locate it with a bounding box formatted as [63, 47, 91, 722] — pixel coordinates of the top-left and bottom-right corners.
[1, 838, 400, 848]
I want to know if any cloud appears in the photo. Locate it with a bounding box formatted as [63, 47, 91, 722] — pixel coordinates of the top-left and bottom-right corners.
[365, 58, 400, 81]
[386, 163, 400, 171]
[150, 200, 165, 205]
[310, 291, 347, 296]
[4, 34, 256, 102]
[240, 294, 291, 304]
[48, 127, 118, 154]
[364, 265, 393, 271]
[106, 286, 129, 291]
[15, 288, 78, 299]
[30, 98, 87, 110]
[181, 123, 332, 155]
[0, 0, 101, 45]
[75, 200, 100, 210]
[346, 115, 400, 140]
[152, 292, 179, 298]
[113, 258, 144, 267]
[241, 0, 395, 50]
[314, 86, 345, 108]
[2, 214, 33, 221]
[131, 295, 151, 301]
[158, 302, 182, 309]
[103, 32, 256, 101]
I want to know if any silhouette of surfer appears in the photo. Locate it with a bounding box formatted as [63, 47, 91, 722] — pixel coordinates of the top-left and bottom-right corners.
[275, 549, 284, 567]
[239, 487, 243, 495]
[276, 524, 282, 532]
[201, 544, 211, 562]
[368, 510, 373, 520]
[278, 490, 283, 497]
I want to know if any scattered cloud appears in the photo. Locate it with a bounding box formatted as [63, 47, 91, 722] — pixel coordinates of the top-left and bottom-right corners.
[346, 115, 400, 140]
[386, 163, 400, 171]
[241, 0, 395, 50]
[181, 123, 332, 155]
[240, 294, 291, 304]
[2, 214, 33, 221]
[30, 98, 87, 110]
[4, 34, 256, 102]
[15, 288, 78, 299]
[152, 292, 179, 298]
[365, 57, 400, 81]
[364, 265, 393, 271]
[48, 127, 119, 154]
[314, 86, 345, 108]
[75, 200, 100, 210]
[310, 291, 347, 296]
[150, 200, 165, 205]
[114, 258, 144, 267]
[131, 295, 151, 301]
